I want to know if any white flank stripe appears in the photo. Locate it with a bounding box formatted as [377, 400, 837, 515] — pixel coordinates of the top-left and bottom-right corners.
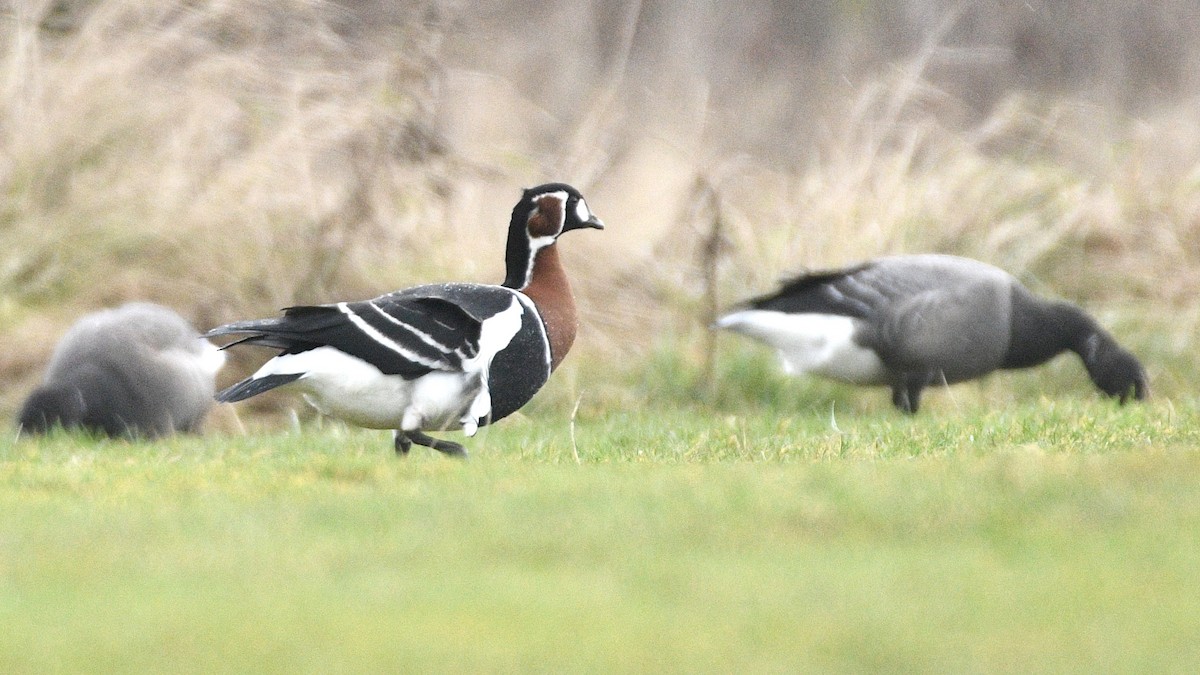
[337, 302, 446, 370]
[462, 296, 525, 372]
[458, 296, 527, 430]
[366, 301, 454, 354]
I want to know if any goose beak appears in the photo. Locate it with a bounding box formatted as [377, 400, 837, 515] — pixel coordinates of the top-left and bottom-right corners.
[564, 215, 604, 232]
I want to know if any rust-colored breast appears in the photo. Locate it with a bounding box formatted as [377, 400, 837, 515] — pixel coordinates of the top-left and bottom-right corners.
[521, 244, 577, 371]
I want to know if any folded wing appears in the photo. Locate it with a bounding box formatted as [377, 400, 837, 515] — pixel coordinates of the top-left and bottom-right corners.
[206, 285, 506, 380]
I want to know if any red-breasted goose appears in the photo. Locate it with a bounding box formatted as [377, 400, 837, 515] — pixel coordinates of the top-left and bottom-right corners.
[714, 254, 1148, 413]
[205, 183, 603, 457]
[18, 302, 226, 438]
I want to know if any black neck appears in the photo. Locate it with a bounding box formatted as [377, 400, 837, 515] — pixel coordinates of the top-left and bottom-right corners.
[502, 212, 533, 290]
[1002, 286, 1100, 369]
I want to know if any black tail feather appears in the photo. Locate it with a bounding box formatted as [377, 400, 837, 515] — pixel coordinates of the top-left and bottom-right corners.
[213, 333, 302, 351]
[204, 318, 282, 339]
[216, 373, 303, 403]
[205, 308, 342, 352]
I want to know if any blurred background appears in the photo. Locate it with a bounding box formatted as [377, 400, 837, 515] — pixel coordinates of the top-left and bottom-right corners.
[3, 0, 1198, 423]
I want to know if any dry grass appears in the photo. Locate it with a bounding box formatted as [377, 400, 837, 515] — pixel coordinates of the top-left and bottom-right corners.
[2, 0, 1198, 420]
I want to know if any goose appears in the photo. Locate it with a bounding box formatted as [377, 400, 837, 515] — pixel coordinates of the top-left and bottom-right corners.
[714, 254, 1148, 412]
[17, 302, 226, 438]
[205, 183, 603, 457]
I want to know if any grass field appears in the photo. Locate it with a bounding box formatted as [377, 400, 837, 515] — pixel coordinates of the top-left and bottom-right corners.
[2, 385, 1198, 672]
[4, 2, 1200, 671]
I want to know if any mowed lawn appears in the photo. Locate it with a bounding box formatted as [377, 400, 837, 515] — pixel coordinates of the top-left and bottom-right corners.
[1, 397, 1198, 673]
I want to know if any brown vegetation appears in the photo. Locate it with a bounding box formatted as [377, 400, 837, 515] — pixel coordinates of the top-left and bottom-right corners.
[3, 0, 1198, 419]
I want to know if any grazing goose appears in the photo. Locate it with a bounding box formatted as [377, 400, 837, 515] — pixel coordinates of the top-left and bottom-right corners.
[714, 254, 1148, 413]
[17, 302, 226, 438]
[205, 183, 603, 457]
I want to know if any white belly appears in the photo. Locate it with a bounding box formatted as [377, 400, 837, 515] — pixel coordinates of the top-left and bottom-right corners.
[715, 310, 888, 384]
[252, 346, 482, 431]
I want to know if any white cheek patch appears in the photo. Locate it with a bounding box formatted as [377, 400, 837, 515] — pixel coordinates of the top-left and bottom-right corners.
[575, 198, 591, 223]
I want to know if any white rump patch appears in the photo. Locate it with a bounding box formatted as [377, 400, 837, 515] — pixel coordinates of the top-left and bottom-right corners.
[715, 310, 888, 384]
[193, 338, 227, 377]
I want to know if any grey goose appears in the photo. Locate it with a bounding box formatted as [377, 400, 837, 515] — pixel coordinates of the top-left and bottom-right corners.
[205, 183, 603, 457]
[18, 302, 226, 438]
[714, 254, 1148, 412]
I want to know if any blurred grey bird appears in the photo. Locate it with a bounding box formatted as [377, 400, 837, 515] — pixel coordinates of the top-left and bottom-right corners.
[17, 302, 226, 439]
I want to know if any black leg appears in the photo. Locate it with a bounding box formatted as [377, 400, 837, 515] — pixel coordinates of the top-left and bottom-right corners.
[891, 372, 930, 414]
[406, 431, 469, 458]
[394, 430, 413, 455]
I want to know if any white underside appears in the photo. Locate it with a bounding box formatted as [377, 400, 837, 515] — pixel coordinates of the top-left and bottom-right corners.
[243, 297, 526, 435]
[715, 310, 889, 384]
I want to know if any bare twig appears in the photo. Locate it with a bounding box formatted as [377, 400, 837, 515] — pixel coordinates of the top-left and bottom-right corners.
[569, 392, 584, 464]
[696, 175, 726, 398]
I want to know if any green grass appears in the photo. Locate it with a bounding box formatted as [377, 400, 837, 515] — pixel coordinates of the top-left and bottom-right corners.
[1, 396, 1198, 673]
[3, 3, 1198, 671]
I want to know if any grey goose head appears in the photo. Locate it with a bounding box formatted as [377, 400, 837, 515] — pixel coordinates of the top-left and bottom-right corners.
[1079, 332, 1149, 403]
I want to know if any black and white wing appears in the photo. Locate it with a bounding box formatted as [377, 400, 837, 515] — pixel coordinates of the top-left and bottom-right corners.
[206, 283, 525, 401]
